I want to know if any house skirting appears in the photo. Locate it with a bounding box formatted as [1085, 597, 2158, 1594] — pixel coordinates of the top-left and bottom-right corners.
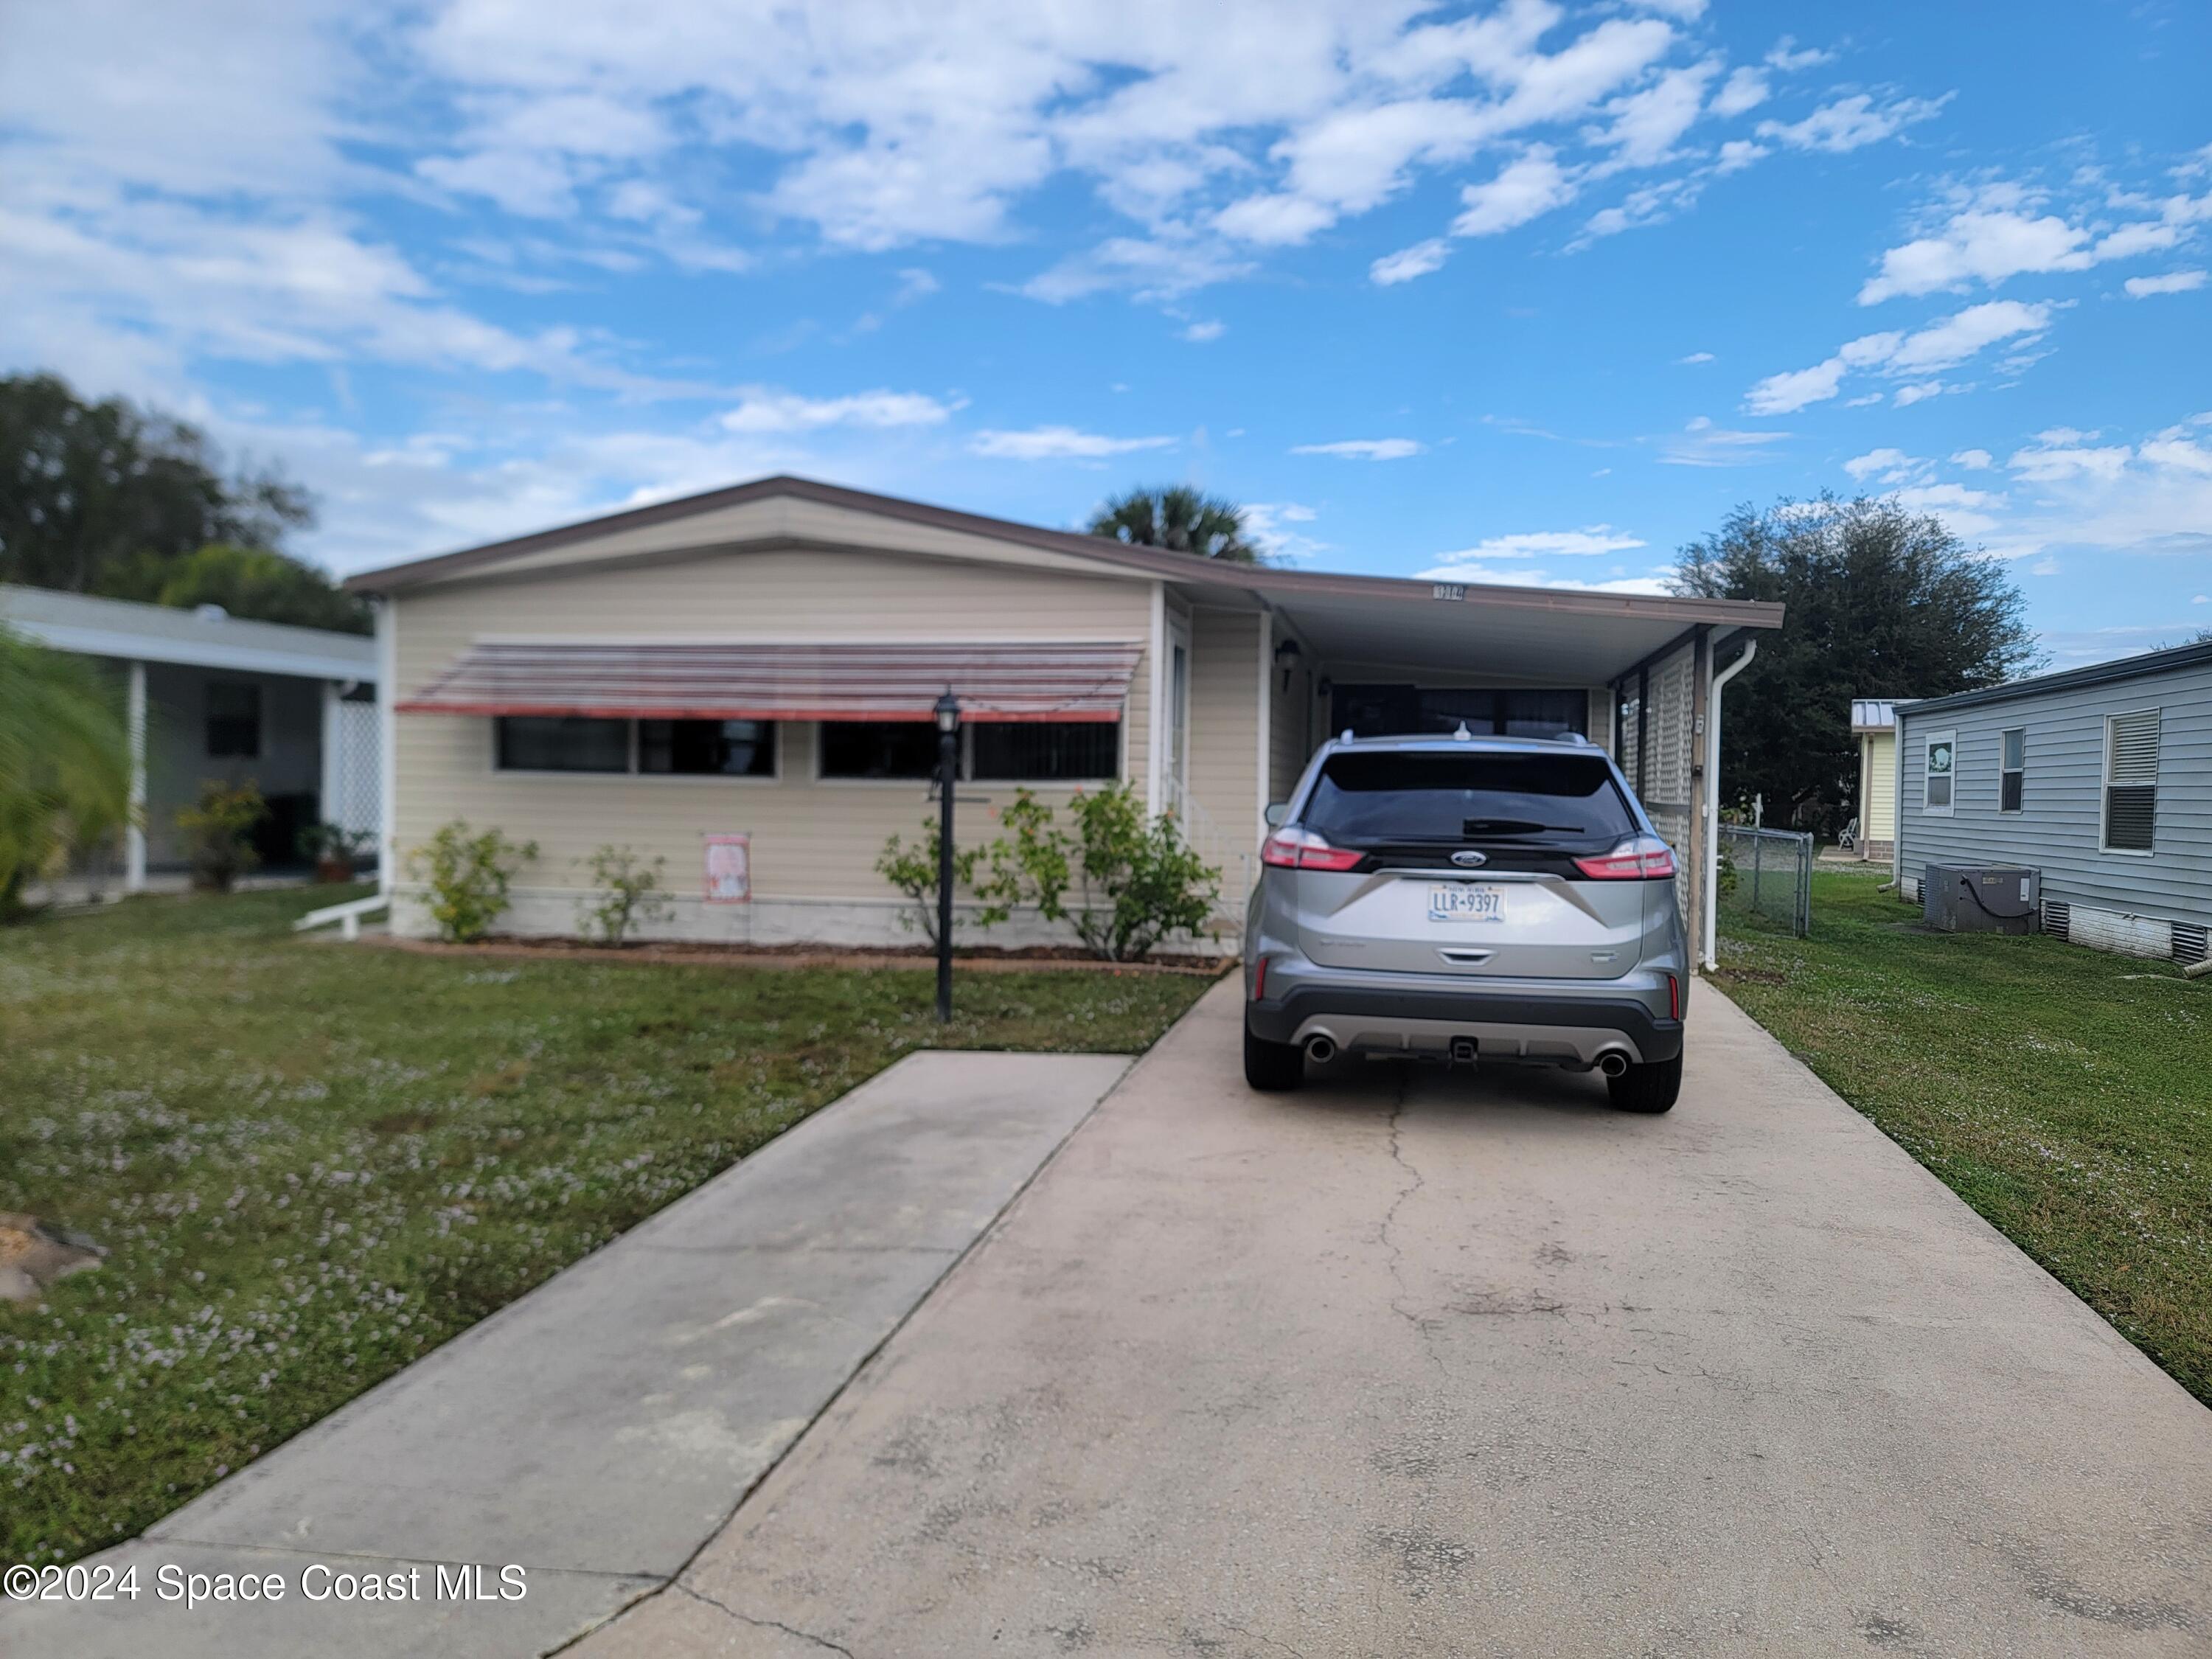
[389, 886, 1235, 956]
[1897, 877, 2207, 965]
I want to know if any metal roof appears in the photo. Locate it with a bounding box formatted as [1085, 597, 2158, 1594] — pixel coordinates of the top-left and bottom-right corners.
[397, 639, 1142, 722]
[0, 584, 378, 681]
[1897, 638, 2212, 719]
[1850, 699, 1899, 733]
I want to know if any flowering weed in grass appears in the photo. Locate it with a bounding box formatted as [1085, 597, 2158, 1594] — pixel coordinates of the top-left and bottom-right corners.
[1714, 867, 2211, 1407]
[0, 887, 1214, 1564]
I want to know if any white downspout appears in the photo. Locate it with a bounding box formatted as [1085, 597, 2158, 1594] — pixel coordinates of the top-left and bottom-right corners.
[1700, 637, 1758, 972]
[375, 597, 397, 898]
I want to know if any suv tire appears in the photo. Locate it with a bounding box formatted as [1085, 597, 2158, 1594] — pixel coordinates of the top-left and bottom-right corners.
[1243, 1022, 1304, 1092]
[1607, 1052, 1681, 1114]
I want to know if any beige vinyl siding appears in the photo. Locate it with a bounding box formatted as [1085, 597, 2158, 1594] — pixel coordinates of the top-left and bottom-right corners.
[392, 548, 1150, 905]
[1269, 653, 1314, 804]
[1863, 731, 1898, 843]
[1182, 608, 1262, 915]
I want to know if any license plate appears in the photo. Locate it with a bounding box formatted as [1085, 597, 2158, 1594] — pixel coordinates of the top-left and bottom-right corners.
[1428, 883, 1503, 922]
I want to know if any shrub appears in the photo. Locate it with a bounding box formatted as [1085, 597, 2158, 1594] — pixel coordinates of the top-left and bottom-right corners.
[971, 788, 1072, 928]
[875, 819, 981, 946]
[0, 625, 132, 917]
[1066, 784, 1220, 961]
[175, 781, 267, 892]
[407, 821, 538, 942]
[574, 844, 671, 945]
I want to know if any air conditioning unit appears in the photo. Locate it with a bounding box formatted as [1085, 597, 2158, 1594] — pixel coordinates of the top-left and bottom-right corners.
[1921, 863, 2040, 935]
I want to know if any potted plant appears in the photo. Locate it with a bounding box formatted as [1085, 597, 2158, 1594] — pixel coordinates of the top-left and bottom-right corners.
[176, 781, 267, 893]
[297, 822, 372, 884]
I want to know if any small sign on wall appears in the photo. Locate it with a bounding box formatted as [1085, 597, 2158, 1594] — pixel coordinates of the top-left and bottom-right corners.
[703, 833, 751, 903]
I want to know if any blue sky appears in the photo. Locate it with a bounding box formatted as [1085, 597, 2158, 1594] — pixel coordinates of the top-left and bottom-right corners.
[4, 1, 2207, 664]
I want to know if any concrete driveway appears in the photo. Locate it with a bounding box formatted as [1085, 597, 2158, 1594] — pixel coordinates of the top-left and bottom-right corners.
[580, 978, 2212, 1658]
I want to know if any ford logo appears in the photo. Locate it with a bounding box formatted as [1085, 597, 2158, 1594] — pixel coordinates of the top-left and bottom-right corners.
[1450, 849, 1487, 868]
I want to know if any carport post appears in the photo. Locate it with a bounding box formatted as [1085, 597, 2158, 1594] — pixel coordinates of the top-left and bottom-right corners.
[934, 689, 960, 1023]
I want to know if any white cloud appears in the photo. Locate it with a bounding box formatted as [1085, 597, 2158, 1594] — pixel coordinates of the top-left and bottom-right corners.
[2126, 269, 2207, 297]
[1951, 448, 1994, 470]
[1180, 319, 1226, 342]
[1214, 192, 1338, 246]
[1241, 501, 1326, 565]
[1743, 301, 2051, 414]
[1764, 38, 1835, 72]
[1450, 146, 1578, 237]
[968, 426, 1175, 459]
[1430, 526, 1646, 560]
[1658, 417, 1790, 467]
[1893, 380, 1947, 406]
[720, 386, 960, 433]
[1370, 238, 1452, 285]
[1958, 415, 2212, 573]
[1757, 93, 1948, 154]
[1710, 67, 1770, 118]
[2008, 431, 2132, 483]
[1677, 351, 1714, 364]
[1844, 447, 1919, 482]
[1596, 61, 1717, 167]
[1714, 139, 1767, 175]
[1857, 181, 2191, 305]
[1290, 438, 1425, 459]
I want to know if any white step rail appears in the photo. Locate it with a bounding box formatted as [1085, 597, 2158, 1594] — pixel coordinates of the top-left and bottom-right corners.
[293, 893, 389, 941]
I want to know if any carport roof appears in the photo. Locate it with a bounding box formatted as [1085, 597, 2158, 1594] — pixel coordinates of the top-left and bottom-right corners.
[344, 474, 1780, 682]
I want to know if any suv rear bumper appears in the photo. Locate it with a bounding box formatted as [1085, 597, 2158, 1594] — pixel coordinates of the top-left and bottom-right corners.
[1246, 984, 1683, 1065]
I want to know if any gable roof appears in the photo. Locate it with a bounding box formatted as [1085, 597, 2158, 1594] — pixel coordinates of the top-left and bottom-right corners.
[342, 473, 1781, 639]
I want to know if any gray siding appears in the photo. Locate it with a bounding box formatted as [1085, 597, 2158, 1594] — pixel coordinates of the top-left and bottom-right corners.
[1896, 658, 2212, 928]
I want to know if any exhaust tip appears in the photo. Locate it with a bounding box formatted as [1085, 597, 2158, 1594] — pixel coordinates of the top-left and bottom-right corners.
[1596, 1051, 1629, 1077]
[1304, 1034, 1337, 1065]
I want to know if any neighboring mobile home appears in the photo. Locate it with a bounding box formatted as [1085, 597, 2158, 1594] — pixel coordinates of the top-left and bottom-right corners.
[1894, 639, 2212, 964]
[1848, 699, 1899, 862]
[0, 585, 380, 888]
[344, 476, 1781, 955]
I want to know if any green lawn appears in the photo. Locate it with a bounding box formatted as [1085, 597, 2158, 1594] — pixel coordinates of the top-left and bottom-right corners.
[1715, 866, 2212, 1407]
[0, 888, 1214, 1566]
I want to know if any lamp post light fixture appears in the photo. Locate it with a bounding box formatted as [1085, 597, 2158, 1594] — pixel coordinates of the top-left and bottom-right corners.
[933, 689, 961, 1023]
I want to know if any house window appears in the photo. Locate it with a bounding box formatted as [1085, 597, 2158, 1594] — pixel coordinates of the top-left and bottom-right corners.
[496, 717, 630, 773]
[206, 681, 262, 758]
[1999, 728, 2025, 813]
[1921, 731, 1954, 815]
[639, 719, 776, 777]
[2102, 709, 2160, 853]
[972, 721, 1119, 781]
[818, 721, 939, 779]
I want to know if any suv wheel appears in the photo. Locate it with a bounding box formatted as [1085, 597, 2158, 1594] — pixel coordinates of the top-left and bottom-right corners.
[1607, 1053, 1681, 1114]
[1243, 1022, 1304, 1091]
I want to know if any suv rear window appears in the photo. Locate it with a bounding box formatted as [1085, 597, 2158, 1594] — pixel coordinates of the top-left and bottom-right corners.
[1304, 751, 1637, 846]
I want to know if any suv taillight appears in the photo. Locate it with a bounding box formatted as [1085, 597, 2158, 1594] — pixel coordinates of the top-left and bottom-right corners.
[1573, 835, 1677, 880]
[1261, 826, 1364, 872]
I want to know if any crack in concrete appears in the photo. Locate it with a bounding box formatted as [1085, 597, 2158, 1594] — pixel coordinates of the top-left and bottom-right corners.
[1216, 1613, 1310, 1658]
[678, 1583, 858, 1656]
[1378, 1075, 1447, 1377]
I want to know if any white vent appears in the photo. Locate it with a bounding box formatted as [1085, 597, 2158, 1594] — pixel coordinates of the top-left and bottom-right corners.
[2175, 923, 2209, 967]
[2043, 899, 2070, 941]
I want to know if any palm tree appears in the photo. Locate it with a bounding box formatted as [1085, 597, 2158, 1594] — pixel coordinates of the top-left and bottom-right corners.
[1087, 484, 1260, 563]
[0, 625, 133, 917]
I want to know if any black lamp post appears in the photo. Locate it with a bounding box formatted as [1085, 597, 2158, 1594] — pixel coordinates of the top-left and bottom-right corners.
[933, 689, 961, 1023]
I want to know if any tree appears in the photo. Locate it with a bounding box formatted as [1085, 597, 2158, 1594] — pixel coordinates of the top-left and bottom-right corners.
[0, 372, 324, 619]
[117, 543, 369, 635]
[1088, 484, 1259, 562]
[0, 625, 133, 917]
[1672, 494, 2043, 832]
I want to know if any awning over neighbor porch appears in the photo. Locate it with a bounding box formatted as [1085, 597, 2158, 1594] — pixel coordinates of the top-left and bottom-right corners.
[394, 639, 1144, 722]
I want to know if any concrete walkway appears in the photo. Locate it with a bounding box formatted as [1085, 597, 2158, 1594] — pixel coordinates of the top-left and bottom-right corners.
[1, 1050, 1131, 1659]
[577, 979, 2212, 1658]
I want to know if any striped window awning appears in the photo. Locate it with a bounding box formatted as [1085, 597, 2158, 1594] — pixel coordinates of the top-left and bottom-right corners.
[396, 640, 1144, 723]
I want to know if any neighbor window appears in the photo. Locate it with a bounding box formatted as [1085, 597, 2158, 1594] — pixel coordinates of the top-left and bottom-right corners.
[1921, 731, 1955, 815]
[638, 719, 776, 777]
[496, 716, 629, 773]
[2000, 728, 2025, 813]
[818, 721, 939, 779]
[206, 681, 262, 758]
[2102, 708, 2160, 853]
[971, 720, 1119, 781]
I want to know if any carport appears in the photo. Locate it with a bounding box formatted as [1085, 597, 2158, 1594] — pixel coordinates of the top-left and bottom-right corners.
[1144, 557, 1781, 968]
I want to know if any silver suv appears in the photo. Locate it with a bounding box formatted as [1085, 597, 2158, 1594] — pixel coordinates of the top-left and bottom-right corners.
[1242, 730, 1688, 1112]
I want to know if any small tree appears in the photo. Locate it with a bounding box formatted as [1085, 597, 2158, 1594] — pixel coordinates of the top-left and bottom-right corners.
[175, 781, 266, 892]
[875, 819, 981, 945]
[0, 625, 133, 917]
[971, 788, 1072, 927]
[408, 821, 538, 943]
[1066, 785, 1220, 961]
[574, 844, 670, 945]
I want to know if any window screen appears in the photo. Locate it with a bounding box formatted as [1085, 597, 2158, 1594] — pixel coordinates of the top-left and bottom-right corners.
[972, 721, 1119, 781]
[206, 681, 262, 758]
[638, 719, 776, 776]
[819, 721, 939, 779]
[495, 717, 629, 773]
[2000, 728, 2025, 813]
[2104, 709, 2159, 852]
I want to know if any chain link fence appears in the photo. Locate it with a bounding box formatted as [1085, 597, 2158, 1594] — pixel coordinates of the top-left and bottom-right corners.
[1717, 825, 1812, 938]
